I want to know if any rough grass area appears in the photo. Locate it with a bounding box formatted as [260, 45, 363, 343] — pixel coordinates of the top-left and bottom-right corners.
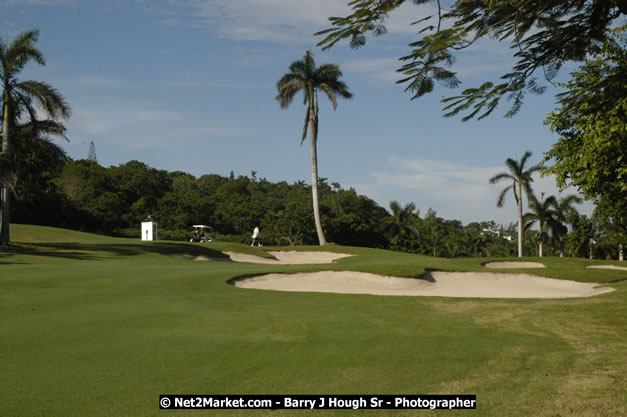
[1, 225, 625, 416]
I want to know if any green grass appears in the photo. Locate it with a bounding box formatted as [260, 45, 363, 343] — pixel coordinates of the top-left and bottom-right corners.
[1, 225, 625, 416]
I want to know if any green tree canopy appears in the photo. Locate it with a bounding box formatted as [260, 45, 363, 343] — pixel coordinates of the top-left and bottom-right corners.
[544, 26, 626, 227]
[316, 0, 625, 120]
[386, 200, 421, 252]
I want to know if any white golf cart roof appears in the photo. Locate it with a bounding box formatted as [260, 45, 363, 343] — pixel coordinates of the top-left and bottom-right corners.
[192, 225, 211, 229]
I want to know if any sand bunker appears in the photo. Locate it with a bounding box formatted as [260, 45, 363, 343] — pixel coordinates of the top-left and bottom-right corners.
[484, 261, 545, 269]
[234, 271, 614, 298]
[587, 265, 627, 271]
[225, 251, 352, 265]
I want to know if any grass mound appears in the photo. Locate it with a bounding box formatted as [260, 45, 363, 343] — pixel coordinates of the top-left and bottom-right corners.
[5, 224, 229, 261]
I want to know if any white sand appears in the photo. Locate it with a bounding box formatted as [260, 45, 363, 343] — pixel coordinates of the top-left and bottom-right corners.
[484, 261, 545, 268]
[225, 251, 352, 264]
[587, 265, 627, 271]
[234, 270, 614, 298]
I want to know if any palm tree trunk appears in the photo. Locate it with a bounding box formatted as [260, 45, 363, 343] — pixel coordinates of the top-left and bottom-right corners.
[517, 184, 523, 257]
[619, 243, 623, 261]
[539, 240, 543, 257]
[309, 111, 326, 246]
[0, 99, 10, 245]
[559, 239, 564, 257]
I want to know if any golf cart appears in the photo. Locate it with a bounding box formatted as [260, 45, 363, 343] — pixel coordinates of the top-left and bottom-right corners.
[190, 225, 213, 242]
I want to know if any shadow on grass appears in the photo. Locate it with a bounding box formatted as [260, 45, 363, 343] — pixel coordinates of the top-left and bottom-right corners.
[0, 241, 229, 261]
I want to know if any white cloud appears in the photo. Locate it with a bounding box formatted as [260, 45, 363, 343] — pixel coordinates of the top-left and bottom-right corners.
[56, 75, 269, 91]
[340, 57, 401, 84]
[159, 80, 270, 89]
[381, 1, 440, 37]
[68, 99, 182, 136]
[146, 0, 437, 45]
[105, 134, 172, 151]
[5, 0, 77, 4]
[354, 156, 593, 225]
[149, 0, 352, 43]
[452, 39, 515, 79]
[74, 77, 126, 88]
[184, 124, 260, 138]
[65, 96, 260, 158]
[145, 0, 514, 88]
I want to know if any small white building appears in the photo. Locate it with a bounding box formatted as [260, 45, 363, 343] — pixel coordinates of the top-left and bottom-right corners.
[141, 216, 158, 241]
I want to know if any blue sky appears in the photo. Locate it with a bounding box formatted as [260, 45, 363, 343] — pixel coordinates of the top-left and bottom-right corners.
[2, 0, 594, 225]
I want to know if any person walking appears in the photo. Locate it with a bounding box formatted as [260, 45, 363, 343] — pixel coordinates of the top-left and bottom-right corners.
[251, 226, 262, 247]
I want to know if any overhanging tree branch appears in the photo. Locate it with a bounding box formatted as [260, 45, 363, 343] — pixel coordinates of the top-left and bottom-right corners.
[316, 0, 625, 120]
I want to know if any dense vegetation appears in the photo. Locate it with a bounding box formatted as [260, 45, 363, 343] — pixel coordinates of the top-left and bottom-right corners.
[544, 26, 627, 226]
[9, 153, 623, 260]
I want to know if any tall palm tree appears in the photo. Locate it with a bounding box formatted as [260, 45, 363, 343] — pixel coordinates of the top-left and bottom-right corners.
[276, 50, 352, 245]
[489, 151, 542, 257]
[552, 194, 582, 257]
[524, 193, 560, 257]
[386, 200, 420, 252]
[1, 29, 70, 245]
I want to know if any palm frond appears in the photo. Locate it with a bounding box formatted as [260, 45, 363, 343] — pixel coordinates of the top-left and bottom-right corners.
[556, 194, 582, 219]
[20, 119, 68, 141]
[315, 63, 343, 81]
[322, 78, 353, 99]
[288, 60, 308, 78]
[301, 106, 310, 145]
[4, 29, 44, 75]
[496, 184, 513, 207]
[275, 80, 303, 108]
[276, 72, 304, 87]
[543, 194, 558, 208]
[560, 194, 583, 207]
[16, 81, 71, 119]
[317, 84, 338, 110]
[489, 172, 514, 184]
[519, 150, 533, 169]
[403, 202, 416, 216]
[504, 157, 522, 176]
[406, 224, 421, 238]
[522, 212, 537, 231]
[303, 50, 315, 75]
[522, 181, 538, 205]
[12, 91, 37, 124]
[389, 200, 401, 214]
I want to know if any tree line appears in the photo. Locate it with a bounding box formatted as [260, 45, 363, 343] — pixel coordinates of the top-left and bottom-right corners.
[7, 154, 622, 260]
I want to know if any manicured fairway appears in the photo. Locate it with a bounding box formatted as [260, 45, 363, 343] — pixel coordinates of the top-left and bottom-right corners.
[1, 225, 625, 416]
